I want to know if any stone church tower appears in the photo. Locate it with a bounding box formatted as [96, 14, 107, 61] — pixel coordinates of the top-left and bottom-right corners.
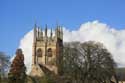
[30, 24, 63, 77]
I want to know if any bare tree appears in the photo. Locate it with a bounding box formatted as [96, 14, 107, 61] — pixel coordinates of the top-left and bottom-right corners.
[63, 41, 116, 83]
[0, 52, 10, 78]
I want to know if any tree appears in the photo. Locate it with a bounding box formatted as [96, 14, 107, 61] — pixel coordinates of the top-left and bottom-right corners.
[8, 48, 26, 83]
[63, 41, 116, 83]
[0, 52, 10, 78]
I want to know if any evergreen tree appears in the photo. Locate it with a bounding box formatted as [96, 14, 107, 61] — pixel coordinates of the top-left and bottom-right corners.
[8, 48, 26, 83]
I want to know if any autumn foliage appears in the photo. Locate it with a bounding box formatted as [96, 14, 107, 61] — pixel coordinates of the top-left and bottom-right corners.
[8, 48, 26, 83]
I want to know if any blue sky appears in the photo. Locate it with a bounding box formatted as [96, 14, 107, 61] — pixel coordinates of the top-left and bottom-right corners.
[0, 0, 125, 56]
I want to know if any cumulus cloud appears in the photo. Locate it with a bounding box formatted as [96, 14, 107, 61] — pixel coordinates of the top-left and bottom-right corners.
[15, 20, 125, 74]
[18, 30, 33, 74]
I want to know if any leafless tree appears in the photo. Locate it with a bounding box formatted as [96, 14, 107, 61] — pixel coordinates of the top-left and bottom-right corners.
[0, 52, 10, 78]
[63, 41, 116, 83]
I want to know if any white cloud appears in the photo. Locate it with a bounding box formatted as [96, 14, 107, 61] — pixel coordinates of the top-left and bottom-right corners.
[64, 20, 125, 67]
[14, 20, 125, 74]
[18, 30, 33, 74]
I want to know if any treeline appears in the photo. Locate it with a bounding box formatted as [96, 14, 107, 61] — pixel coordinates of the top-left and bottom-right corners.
[0, 41, 124, 83]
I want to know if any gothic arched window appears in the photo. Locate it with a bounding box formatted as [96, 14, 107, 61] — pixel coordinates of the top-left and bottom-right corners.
[47, 48, 52, 57]
[36, 48, 42, 57]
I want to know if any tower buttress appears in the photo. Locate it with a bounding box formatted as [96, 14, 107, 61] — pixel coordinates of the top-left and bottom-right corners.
[50, 28, 53, 40]
[45, 24, 48, 37]
[33, 24, 37, 43]
[40, 28, 43, 40]
[45, 24, 48, 64]
[55, 25, 60, 39]
[33, 24, 37, 65]
[60, 27, 63, 40]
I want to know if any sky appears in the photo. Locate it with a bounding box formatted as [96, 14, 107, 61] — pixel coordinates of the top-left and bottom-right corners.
[0, 0, 125, 56]
[15, 21, 125, 73]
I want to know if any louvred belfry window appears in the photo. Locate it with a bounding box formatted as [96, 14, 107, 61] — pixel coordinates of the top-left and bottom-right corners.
[47, 48, 52, 57]
[36, 48, 42, 57]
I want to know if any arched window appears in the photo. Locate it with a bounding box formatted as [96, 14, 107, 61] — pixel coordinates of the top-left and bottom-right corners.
[36, 48, 42, 57]
[47, 48, 52, 57]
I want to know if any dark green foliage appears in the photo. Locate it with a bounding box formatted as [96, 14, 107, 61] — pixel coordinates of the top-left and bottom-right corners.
[116, 68, 125, 81]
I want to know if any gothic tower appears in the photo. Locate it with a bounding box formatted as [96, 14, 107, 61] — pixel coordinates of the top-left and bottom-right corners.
[30, 24, 63, 77]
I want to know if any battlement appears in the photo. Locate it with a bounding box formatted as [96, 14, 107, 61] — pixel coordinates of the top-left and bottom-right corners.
[33, 24, 63, 44]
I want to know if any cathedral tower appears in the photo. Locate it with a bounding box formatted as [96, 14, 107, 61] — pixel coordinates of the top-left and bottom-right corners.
[30, 24, 63, 77]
